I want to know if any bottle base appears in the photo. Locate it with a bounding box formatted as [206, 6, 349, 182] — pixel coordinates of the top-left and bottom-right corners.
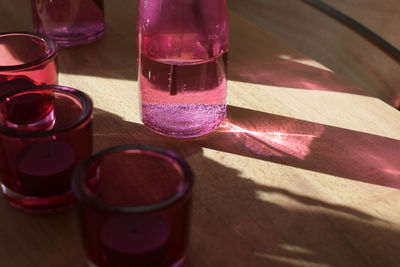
[143, 119, 224, 138]
[141, 103, 226, 138]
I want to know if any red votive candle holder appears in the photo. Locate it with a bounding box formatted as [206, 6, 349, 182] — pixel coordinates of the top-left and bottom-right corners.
[0, 85, 93, 213]
[0, 32, 58, 94]
[31, 0, 105, 47]
[72, 145, 194, 267]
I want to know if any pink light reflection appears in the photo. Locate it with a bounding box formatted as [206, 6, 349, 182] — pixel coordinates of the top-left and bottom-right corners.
[218, 121, 323, 160]
[196, 106, 400, 189]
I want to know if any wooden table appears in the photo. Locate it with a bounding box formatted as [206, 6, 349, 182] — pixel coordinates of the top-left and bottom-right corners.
[1, 1, 400, 266]
[229, 0, 400, 107]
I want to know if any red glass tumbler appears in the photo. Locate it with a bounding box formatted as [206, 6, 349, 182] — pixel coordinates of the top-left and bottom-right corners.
[72, 145, 194, 267]
[0, 85, 93, 213]
[31, 0, 105, 47]
[0, 32, 58, 95]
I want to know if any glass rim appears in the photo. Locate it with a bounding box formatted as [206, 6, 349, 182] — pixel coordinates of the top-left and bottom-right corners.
[0, 31, 57, 71]
[72, 144, 194, 214]
[0, 85, 93, 138]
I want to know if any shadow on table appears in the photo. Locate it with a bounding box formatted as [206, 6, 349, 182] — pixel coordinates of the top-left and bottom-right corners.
[188, 157, 400, 267]
[92, 107, 400, 266]
[56, 0, 369, 99]
[0, 0, 381, 101]
[58, 28, 138, 81]
[60, 25, 365, 97]
[228, 19, 367, 96]
[56, 0, 139, 81]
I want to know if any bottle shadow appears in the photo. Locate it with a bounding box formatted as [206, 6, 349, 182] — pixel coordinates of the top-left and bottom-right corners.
[93, 107, 400, 266]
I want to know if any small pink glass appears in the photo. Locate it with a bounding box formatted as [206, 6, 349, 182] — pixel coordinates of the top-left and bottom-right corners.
[72, 145, 193, 267]
[0, 32, 58, 94]
[0, 85, 93, 213]
[137, 0, 229, 138]
[31, 0, 105, 47]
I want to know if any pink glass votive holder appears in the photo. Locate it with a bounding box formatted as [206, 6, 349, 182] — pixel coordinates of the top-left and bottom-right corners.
[0, 32, 58, 94]
[0, 85, 93, 213]
[31, 0, 105, 47]
[72, 145, 194, 267]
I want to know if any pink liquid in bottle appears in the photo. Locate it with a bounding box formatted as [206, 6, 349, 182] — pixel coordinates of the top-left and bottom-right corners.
[138, 0, 229, 138]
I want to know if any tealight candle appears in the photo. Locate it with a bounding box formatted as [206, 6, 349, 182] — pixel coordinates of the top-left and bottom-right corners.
[16, 140, 75, 197]
[101, 216, 170, 266]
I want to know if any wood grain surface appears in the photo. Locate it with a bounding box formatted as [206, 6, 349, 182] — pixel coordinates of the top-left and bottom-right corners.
[1, 1, 400, 267]
[228, 0, 400, 107]
[324, 0, 400, 48]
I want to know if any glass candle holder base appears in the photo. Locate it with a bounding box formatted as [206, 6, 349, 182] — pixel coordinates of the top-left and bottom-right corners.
[49, 28, 104, 47]
[31, 0, 105, 47]
[1, 184, 74, 213]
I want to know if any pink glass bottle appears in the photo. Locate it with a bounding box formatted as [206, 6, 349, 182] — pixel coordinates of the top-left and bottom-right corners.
[31, 0, 104, 47]
[137, 0, 229, 138]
